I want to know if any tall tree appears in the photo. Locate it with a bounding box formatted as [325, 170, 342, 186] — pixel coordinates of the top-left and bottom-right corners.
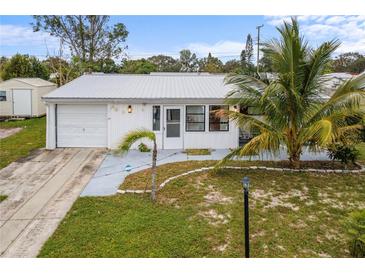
[240, 34, 255, 74]
[147, 55, 181, 72]
[179, 49, 199, 72]
[1, 54, 50, 80]
[219, 18, 365, 168]
[244, 34, 254, 65]
[32, 16, 128, 67]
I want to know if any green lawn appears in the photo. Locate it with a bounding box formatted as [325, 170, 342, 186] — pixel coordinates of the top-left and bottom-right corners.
[39, 161, 365, 258]
[357, 142, 365, 163]
[184, 149, 211, 156]
[0, 117, 46, 169]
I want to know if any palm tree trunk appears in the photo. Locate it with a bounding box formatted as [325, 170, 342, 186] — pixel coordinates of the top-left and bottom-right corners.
[289, 150, 301, 169]
[151, 141, 157, 201]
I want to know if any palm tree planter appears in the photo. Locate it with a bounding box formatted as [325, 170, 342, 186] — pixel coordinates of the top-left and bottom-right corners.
[219, 18, 365, 168]
[118, 129, 158, 201]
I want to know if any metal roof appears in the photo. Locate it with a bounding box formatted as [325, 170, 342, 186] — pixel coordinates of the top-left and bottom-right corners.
[43, 73, 231, 100]
[13, 78, 56, 87]
[43, 72, 356, 101]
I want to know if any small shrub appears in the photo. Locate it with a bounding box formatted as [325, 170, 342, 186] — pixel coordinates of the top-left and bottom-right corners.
[327, 143, 359, 165]
[344, 210, 365, 258]
[138, 143, 151, 152]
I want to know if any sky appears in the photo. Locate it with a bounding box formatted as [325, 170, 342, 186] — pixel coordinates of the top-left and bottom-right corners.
[0, 15, 364, 62]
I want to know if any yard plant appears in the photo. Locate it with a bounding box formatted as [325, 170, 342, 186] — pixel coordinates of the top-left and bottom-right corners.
[221, 18, 365, 168]
[118, 129, 158, 200]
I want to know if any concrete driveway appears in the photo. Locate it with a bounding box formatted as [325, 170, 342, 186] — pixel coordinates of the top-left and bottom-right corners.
[0, 148, 105, 257]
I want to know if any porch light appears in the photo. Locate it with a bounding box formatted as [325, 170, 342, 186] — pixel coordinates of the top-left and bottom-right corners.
[233, 105, 238, 112]
[128, 105, 132, 113]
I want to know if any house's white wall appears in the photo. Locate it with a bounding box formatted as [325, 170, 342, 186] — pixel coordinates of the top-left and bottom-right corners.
[109, 103, 163, 149]
[46, 103, 56, 149]
[108, 103, 238, 150]
[35, 85, 57, 116]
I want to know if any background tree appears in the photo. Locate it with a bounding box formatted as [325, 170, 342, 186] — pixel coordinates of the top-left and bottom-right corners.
[331, 52, 365, 73]
[179, 49, 199, 72]
[220, 18, 365, 168]
[120, 59, 156, 74]
[32, 16, 128, 71]
[240, 34, 255, 74]
[199, 52, 223, 73]
[118, 129, 158, 201]
[259, 51, 274, 72]
[147, 55, 181, 72]
[43, 56, 77, 86]
[222, 59, 242, 73]
[1, 54, 50, 80]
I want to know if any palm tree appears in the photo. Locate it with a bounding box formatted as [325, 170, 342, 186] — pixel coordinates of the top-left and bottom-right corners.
[118, 129, 158, 201]
[219, 18, 365, 168]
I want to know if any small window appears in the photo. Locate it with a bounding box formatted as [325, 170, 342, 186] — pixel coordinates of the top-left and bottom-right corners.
[0, 91, 6, 101]
[209, 105, 229, 131]
[152, 106, 161, 131]
[186, 105, 205, 132]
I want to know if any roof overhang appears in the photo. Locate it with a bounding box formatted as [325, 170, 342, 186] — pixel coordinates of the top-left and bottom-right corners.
[41, 97, 227, 105]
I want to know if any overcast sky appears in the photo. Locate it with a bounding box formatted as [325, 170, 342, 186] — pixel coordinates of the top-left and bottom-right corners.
[0, 15, 364, 62]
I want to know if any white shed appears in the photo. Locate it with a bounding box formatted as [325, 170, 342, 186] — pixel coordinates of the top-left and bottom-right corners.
[0, 78, 57, 117]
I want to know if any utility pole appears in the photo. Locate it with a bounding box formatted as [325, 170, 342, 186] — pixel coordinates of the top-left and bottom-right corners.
[256, 24, 264, 75]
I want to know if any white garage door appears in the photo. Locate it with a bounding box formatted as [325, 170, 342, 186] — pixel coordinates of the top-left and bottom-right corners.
[57, 104, 107, 147]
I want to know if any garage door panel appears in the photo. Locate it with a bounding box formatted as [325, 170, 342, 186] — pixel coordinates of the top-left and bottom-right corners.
[57, 104, 107, 148]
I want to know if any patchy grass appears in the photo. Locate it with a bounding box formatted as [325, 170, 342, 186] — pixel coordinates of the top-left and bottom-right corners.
[0, 195, 8, 203]
[121, 160, 360, 191]
[184, 149, 211, 156]
[0, 117, 46, 169]
[357, 142, 365, 163]
[39, 161, 365, 258]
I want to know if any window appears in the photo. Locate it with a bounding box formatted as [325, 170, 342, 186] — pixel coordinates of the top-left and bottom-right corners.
[209, 105, 229, 131]
[0, 91, 6, 101]
[152, 106, 160, 131]
[186, 105, 205, 132]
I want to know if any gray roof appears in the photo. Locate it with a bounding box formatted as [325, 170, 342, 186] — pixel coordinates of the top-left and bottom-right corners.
[43, 72, 357, 102]
[43, 73, 231, 100]
[12, 78, 56, 87]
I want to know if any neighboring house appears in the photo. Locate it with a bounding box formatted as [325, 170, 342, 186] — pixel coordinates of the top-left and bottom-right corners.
[42, 72, 357, 150]
[0, 78, 57, 117]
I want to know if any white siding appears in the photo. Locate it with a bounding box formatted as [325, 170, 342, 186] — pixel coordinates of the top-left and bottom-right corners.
[108, 103, 238, 150]
[109, 103, 163, 149]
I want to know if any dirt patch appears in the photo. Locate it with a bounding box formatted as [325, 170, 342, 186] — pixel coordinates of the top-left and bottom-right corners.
[0, 127, 22, 139]
[251, 189, 301, 211]
[199, 209, 230, 226]
[204, 191, 233, 205]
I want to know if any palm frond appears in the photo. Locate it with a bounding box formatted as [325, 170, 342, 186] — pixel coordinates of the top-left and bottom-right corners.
[118, 128, 156, 154]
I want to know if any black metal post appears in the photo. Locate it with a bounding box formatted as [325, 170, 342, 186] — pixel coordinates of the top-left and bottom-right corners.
[242, 176, 250, 258]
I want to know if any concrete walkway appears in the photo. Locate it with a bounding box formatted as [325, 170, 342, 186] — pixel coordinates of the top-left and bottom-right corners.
[0, 148, 105, 257]
[81, 147, 329, 197]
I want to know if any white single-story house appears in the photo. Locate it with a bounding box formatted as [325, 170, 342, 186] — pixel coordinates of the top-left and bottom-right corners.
[0, 78, 57, 117]
[42, 72, 357, 150]
[43, 73, 255, 150]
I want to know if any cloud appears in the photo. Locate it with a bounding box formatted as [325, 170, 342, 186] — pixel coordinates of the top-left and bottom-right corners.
[186, 40, 244, 58]
[0, 24, 59, 57]
[264, 16, 365, 54]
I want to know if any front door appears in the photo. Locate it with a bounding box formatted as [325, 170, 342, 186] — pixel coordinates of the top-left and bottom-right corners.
[164, 106, 183, 149]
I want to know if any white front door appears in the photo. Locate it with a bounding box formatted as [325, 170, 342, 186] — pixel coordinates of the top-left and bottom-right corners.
[164, 106, 183, 149]
[13, 89, 32, 116]
[57, 104, 108, 147]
